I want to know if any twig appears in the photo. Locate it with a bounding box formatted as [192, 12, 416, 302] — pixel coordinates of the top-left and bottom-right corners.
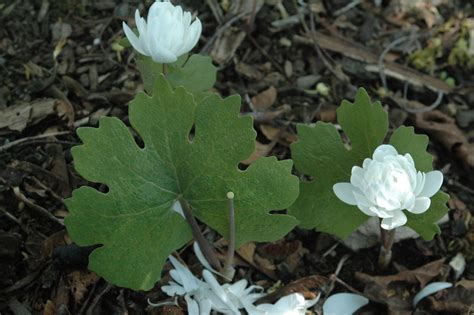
[333, 0, 362, 16]
[0, 131, 72, 154]
[200, 13, 246, 54]
[0, 207, 22, 227]
[293, 0, 349, 82]
[13, 186, 64, 226]
[179, 197, 222, 271]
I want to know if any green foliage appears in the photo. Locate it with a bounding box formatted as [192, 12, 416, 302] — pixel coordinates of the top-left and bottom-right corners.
[137, 54, 217, 98]
[290, 88, 448, 240]
[65, 76, 298, 290]
[290, 88, 388, 238]
[389, 126, 450, 240]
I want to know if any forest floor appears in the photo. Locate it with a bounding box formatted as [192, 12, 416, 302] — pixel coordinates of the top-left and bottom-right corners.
[1, 0, 474, 314]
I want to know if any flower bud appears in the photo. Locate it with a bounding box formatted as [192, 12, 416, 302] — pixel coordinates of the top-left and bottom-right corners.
[333, 144, 443, 230]
[123, 0, 202, 63]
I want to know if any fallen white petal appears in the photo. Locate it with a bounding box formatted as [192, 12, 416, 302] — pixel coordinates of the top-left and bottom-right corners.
[323, 293, 369, 315]
[413, 282, 452, 307]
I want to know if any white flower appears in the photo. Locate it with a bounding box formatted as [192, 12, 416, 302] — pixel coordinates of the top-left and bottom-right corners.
[252, 293, 319, 315]
[123, 0, 202, 63]
[202, 269, 265, 314]
[160, 255, 212, 315]
[333, 144, 443, 230]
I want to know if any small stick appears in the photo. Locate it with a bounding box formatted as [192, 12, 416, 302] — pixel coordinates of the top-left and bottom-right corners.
[0, 131, 71, 154]
[178, 197, 221, 271]
[378, 224, 396, 269]
[223, 192, 236, 280]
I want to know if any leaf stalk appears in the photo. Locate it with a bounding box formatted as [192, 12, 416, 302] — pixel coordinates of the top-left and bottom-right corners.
[178, 197, 222, 271]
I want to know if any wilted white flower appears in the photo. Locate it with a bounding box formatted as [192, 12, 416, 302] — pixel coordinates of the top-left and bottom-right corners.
[202, 269, 265, 314]
[333, 144, 443, 230]
[252, 293, 319, 315]
[123, 0, 202, 63]
[160, 255, 212, 314]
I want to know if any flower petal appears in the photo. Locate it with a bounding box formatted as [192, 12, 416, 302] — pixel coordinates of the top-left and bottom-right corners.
[333, 183, 357, 205]
[122, 22, 146, 55]
[381, 211, 407, 230]
[410, 197, 431, 214]
[419, 171, 443, 198]
[372, 144, 398, 161]
[184, 295, 200, 315]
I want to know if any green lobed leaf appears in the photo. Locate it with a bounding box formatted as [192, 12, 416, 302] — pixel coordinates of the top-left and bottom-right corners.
[137, 54, 216, 96]
[65, 75, 298, 290]
[389, 126, 433, 172]
[336, 88, 388, 161]
[405, 191, 450, 240]
[390, 125, 449, 240]
[290, 88, 448, 240]
[290, 88, 388, 238]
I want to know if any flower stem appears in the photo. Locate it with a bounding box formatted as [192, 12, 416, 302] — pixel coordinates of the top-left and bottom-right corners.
[378, 224, 396, 269]
[178, 197, 221, 271]
[223, 192, 236, 280]
[162, 63, 168, 77]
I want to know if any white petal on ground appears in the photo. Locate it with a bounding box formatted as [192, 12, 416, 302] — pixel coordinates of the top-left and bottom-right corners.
[254, 293, 319, 315]
[413, 282, 453, 307]
[333, 183, 358, 205]
[322, 293, 369, 315]
[419, 171, 443, 198]
[381, 210, 407, 230]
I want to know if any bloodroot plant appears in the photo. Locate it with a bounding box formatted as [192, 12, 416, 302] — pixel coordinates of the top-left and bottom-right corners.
[289, 88, 450, 268]
[65, 0, 299, 294]
[64, 0, 450, 313]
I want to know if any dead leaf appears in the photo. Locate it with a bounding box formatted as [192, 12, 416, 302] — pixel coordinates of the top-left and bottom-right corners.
[237, 242, 277, 280]
[413, 110, 474, 169]
[211, 27, 246, 65]
[256, 275, 329, 305]
[42, 230, 69, 259]
[68, 271, 99, 304]
[43, 300, 55, 315]
[251, 86, 278, 110]
[258, 240, 308, 274]
[241, 141, 271, 165]
[426, 285, 474, 313]
[356, 259, 445, 312]
[235, 62, 264, 81]
[0, 99, 57, 134]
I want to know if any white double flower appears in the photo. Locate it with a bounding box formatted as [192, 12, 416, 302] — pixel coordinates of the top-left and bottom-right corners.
[333, 144, 443, 230]
[123, 0, 202, 63]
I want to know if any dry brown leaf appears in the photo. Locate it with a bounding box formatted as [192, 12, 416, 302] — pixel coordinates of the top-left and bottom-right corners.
[251, 86, 278, 110]
[210, 27, 246, 65]
[260, 125, 281, 141]
[256, 275, 329, 305]
[235, 62, 264, 81]
[42, 230, 69, 259]
[43, 300, 55, 315]
[356, 259, 445, 312]
[68, 270, 99, 304]
[413, 110, 474, 169]
[0, 99, 57, 134]
[241, 141, 271, 165]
